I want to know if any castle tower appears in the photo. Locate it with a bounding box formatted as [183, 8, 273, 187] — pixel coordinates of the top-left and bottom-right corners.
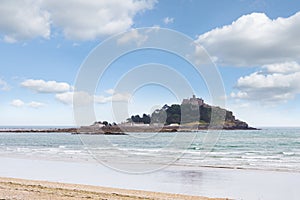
[181, 95, 204, 106]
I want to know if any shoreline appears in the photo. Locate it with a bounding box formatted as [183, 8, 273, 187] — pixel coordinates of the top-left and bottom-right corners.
[1, 153, 300, 174]
[0, 176, 225, 200]
[1, 157, 300, 200]
[0, 125, 258, 134]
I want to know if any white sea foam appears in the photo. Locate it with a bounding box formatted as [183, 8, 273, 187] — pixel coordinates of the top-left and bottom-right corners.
[1, 128, 300, 172]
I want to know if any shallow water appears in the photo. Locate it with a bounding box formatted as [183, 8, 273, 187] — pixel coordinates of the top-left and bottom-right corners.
[0, 128, 300, 172]
[1, 128, 300, 199]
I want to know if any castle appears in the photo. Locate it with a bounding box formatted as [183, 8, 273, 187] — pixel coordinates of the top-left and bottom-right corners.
[181, 95, 204, 106]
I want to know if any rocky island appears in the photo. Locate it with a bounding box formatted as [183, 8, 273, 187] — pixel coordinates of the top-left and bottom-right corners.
[77, 95, 257, 134]
[0, 95, 256, 134]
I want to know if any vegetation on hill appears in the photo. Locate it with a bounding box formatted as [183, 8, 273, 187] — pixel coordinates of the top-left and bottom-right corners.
[127, 102, 250, 129]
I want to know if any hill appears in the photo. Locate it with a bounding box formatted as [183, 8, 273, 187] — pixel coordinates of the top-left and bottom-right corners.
[127, 95, 255, 130]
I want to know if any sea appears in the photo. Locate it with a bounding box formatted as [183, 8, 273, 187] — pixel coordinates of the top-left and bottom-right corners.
[0, 127, 300, 200]
[0, 127, 299, 172]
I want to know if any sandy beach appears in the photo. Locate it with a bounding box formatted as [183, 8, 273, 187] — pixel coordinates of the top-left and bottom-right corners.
[0, 156, 300, 200]
[0, 177, 225, 200]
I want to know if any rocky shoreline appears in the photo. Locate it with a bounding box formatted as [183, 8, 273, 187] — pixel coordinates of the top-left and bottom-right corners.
[0, 124, 258, 135]
[0, 128, 78, 134]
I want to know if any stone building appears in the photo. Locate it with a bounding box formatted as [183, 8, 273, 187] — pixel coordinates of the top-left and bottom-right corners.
[181, 95, 204, 106]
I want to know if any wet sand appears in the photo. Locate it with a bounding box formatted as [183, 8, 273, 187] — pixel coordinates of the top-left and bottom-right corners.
[0, 177, 226, 200]
[1, 157, 300, 199]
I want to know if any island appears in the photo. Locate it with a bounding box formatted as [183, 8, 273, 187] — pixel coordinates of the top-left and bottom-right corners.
[0, 95, 257, 134]
[77, 95, 257, 134]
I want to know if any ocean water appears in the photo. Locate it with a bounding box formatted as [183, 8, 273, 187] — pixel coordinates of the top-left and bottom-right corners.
[0, 127, 299, 172]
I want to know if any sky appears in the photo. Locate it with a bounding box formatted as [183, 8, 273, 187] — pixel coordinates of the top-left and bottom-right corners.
[0, 0, 300, 127]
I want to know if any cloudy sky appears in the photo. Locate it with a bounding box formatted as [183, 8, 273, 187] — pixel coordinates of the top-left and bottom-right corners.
[0, 0, 300, 127]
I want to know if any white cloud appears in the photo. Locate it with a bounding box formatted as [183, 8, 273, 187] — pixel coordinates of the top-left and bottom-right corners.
[10, 99, 46, 109]
[10, 99, 25, 107]
[72, 43, 80, 47]
[163, 17, 174, 25]
[149, 25, 160, 31]
[55, 92, 71, 105]
[187, 44, 217, 66]
[21, 79, 71, 93]
[105, 89, 115, 95]
[231, 62, 300, 103]
[28, 101, 46, 108]
[3, 36, 17, 43]
[56, 91, 131, 106]
[0, 78, 10, 91]
[197, 12, 300, 66]
[117, 29, 148, 46]
[55, 91, 92, 106]
[230, 91, 248, 99]
[0, 0, 50, 42]
[98, 93, 132, 103]
[41, 0, 157, 41]
[196, 12, 300, 105]
[0, 0, 156, 42]
[262, 61, 300, 74]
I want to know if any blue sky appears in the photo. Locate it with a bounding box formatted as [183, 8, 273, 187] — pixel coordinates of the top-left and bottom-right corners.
[0, 0, 300, 126]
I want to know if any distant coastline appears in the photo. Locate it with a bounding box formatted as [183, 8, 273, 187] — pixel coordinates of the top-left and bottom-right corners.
[0, 128, 78, 134]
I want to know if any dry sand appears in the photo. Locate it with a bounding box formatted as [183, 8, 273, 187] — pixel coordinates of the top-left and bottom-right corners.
[0, 177, 227, 200]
